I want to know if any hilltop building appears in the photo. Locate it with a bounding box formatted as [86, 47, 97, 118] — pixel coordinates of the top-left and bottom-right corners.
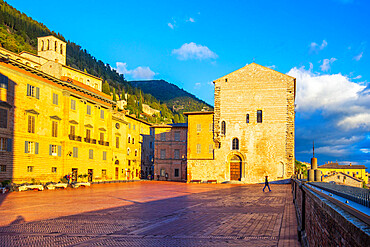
[0, 35, 153, 183]
[318, 162, 367, 181]
[322, 172, 363, 188]
[185, 63, 295, 183]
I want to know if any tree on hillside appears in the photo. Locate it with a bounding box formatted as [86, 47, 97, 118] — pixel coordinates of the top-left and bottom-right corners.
[121, 88, 125, 101]
[112, 88, 117, 102]
[102, 81, 110, 95]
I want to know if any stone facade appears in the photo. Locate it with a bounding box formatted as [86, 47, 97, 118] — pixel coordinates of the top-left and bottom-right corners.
[186, 63, 295, 183]
[153, 124, 187, 181]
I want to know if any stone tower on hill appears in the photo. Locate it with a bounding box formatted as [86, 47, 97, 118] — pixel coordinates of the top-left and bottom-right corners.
[185, 63, 296, 183]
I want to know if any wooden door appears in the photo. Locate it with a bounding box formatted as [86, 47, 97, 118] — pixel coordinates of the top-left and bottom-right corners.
[115, 167, 119, 180]
[230, 156, 241, 180]
[72, 168, 78, 182]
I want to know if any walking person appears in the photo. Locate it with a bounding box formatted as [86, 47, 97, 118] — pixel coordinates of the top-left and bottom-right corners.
[263, 175, 271, 192]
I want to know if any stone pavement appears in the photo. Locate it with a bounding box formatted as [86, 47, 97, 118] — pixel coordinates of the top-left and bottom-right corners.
[0, 181, 300, 246]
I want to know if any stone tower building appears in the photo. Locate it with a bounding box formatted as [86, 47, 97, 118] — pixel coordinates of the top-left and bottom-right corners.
[185, 63, 295, 183]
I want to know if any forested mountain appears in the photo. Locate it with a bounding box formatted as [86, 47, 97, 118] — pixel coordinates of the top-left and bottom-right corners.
[0, 0, 211, 123]
[131, 80, 213, 114]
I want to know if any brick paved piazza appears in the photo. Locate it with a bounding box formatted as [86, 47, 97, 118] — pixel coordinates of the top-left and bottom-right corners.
[0, 181, 299, 246]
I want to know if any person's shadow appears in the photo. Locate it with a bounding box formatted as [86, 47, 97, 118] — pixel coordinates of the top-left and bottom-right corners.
[9, 215, 25, 225]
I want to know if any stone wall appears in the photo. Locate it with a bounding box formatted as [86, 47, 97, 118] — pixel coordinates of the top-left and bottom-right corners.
[292, 180, 370, 247]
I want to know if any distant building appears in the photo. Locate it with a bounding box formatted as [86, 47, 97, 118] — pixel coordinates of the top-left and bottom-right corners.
[185, 63, 295, 183]
[322, 172, 363, 188]
[318, 163, 367, 181]
[153, 123, 187, 181]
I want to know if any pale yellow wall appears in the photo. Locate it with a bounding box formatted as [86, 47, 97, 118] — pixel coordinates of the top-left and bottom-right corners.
[319, 168, 366, 180]
[187, 114, 214, 160]
[62, 66, 102, 91]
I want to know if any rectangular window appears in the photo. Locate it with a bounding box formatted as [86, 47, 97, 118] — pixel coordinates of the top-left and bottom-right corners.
[70, 125, 76, 136]
[246, 114, 249, 123]
[50, 144, 58, 156]
[174, 131, 180, 141]
[0, 138, 7, 151]
[209, 123, 213, 132]
[197, 124, 201, 132]
[27, 166, 34, 172]
[133, 124, 136, 130]
[174, 168, 179, 177]
[27, 84, 39, 99]
[100, 109, 104, 119]
[73, 147, 78, 158]
[28, 115, 35, 133]
[161, 132, 166, 141]
[86, 129, 91, 139]
[89, 149, 93, 159]
[102, 169, 107, 177]
[209, 144, 213, 154]
[25, 141, 38, 154]
[0, 108, 7, 128]
[52, 121, 58, 137]
[197, 144, 201, 154]
[103, 151, 107, 160]
[174, 149, 180, 159]
[52, 167, 57, 173]
[0, 74, 8, 89]
[257, 110, 262, 123]
[0, 165, 6, 172]
[87, 105, 91, 115]
[116, 136, 119, 148]
[100, 132, 104, 142]
[52, 93, 58, 105]
[128, 123, 131, 129]
[160, 168, 165, 177]
[71, 99, 76, 110]
[160, 149, 166, 159]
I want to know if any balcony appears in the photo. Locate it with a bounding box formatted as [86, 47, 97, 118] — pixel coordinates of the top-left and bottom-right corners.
[69, 135, 82, 142]
[84, 138, 96, 144]
[98, 140, 110, 146]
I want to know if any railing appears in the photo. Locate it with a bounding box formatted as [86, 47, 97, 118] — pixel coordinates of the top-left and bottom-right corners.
[98, 140, 110, 146]
[69, 135, 82, 141]
[84, 138, 96, 144]
[309, 182, 370, 208]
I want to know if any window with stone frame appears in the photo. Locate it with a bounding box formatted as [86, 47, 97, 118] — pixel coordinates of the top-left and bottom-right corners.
[197, 144, 201, 154]
[174, 131, 180, 141]
[116, 136, 120, 148]
[52, 93, 58, 105]
[221, 121, 226, 135]
[174, 168, 179, 177]
[257, 110, 262, 123]
[52, 121, 58, 137]
[70, 99, 76, 110]
[161, 132, 166, 141]
[70, 125, 76, 136]
[232, 138, 239, 150]
[28, 115, 35, 133]
[174, 149, 180, 159]
[246, 114, 249, 123]
[27, 166, 34, 172]
[160, 149, 166, 159]
[0, 165, 6, 172]
[0, 108, 7, 129]
[197, 124, 201, 132]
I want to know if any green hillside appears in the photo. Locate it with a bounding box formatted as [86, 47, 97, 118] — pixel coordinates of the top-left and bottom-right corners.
[131, 80, 213, 114]
[0, 0, 211, 123]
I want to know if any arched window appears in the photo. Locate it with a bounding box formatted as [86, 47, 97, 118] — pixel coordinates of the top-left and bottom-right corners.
[246, 114, 249, 123]
[47, 40, 50, 50]
[115, 160, 119, 165]
[55, 41, 57, 51]
[41, 40, 44, 51]
[127, 148, 130, 155]
[221, 121, 226, 135]
[132, 138, 135, 144]
[135, 150, 138, 156]
[128, 137, 131, 143]
[60, 44, 63, 54]
[232, 138, 239, 150]
[257, 110, 262, 123]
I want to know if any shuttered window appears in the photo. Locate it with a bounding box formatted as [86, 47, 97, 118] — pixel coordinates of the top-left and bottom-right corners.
[197, 144, 201, 154]
[103, 151, 107, 160]
[28, 115, 35, 133]
[0, 108, 7, 128]
[27, 84, 39, 99]
[52, 93, 58, 105]
[89, 149, 93, 159]
[52, 121, 58, 137]
[71, 99, 76, 110]
[73, 147, 78, 158]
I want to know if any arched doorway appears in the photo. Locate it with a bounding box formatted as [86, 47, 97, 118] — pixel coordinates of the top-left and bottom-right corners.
[230, 155, 242, 180]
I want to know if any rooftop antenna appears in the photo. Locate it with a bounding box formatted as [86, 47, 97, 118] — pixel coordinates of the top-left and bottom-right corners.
[313, 140, 315, 157]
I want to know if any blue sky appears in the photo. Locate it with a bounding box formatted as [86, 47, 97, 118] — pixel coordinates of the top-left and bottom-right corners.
[8, 0, 370, 168]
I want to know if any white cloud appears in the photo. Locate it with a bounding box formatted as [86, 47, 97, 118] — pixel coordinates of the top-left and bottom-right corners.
[267, 65, 276, 69]
[353, 75, 362, 79]
[168, 23, 174, 29]
[360, 148, 370, 153]
[187, 17, 195, 22]
[310, 40, 327, 52]
[337, 113, 370, 130]
[353, 52, 363, 61]
[320, 58, 337, 71]
[172, 42, 218, 60]
[116, 62, 156, 80]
